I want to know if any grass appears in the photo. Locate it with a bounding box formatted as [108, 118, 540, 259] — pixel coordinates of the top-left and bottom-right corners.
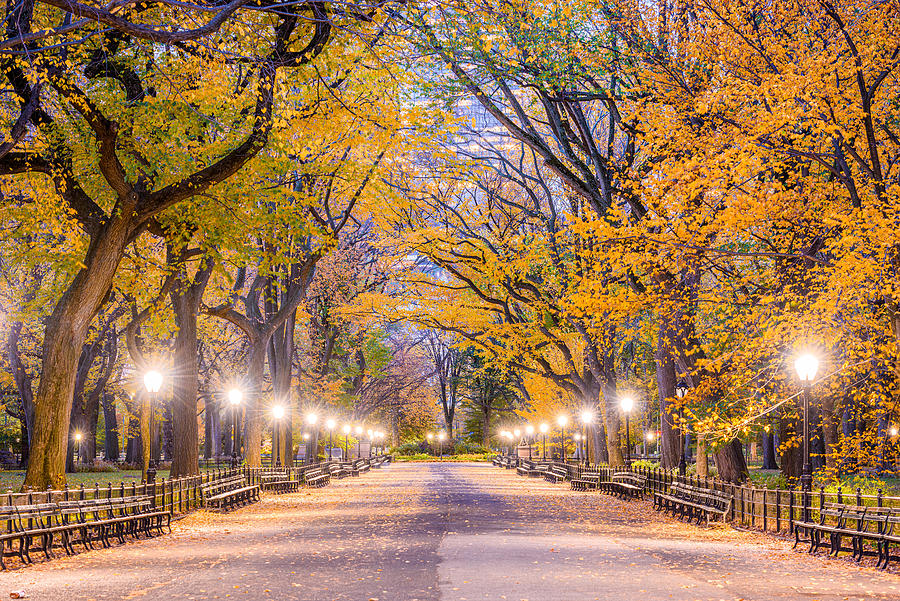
[0, 469, 173, 492]
[394, 453, 494, 462]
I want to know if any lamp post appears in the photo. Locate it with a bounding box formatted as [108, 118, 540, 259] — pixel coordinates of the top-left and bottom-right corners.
[580, 410, 593, 467]
[675, 380, 689, 477]
[620, 397, 634, 468]
[367, 429, 374, 458]
[438, 431, 447, 460]
[74, 431, 82, 467]
[794, 354, 819, 493]
[539, 423, 549, 460]
[525, 425, 535, 459]
[306, 413, 318, 464]
[355, 426, 363, 459]
[556, 415, 568, 462]
[326, 419, 336, 460]
[272, 405, 285, 467]
[342, 424, 351, 461]
[573, 433, 582, 462]
[143, 370, 163, 483]
[513, 428, 521, 458]
[228, 388, 243, 468]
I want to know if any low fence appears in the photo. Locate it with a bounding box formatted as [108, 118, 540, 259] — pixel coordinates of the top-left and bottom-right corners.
[506, 455, 900, 536]
[2, 467, 243, 515]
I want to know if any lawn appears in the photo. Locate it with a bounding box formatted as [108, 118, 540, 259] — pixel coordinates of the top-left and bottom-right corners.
[0, 469, 170, 492]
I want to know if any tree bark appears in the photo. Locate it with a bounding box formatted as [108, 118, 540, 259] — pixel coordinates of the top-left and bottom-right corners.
[24, 213, 132, 490]
[713, 439, 749, 483]
[101, 391, 119, 461]
[761, 429, 779, 469]
[601, 367, 624, 466]
[655, 326, 680, 469]
[696, 434, 708, 477]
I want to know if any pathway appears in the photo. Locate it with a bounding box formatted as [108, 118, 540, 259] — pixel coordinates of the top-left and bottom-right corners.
[2, 462, 900, 600]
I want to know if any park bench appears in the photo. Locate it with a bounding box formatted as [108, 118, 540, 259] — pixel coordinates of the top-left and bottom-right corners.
[371, 456, 384, 468]
[202, 475, 260, 511]
[351, 459, 371, 476]
[302, 468, 331, 488]
[877, 513, 900, 569]
[653, 482, 732, 525]
[515, 460, 536, 476]
[260, 470, 300, 493]
[599, 472, 647, 499]
[329, 463, 353, 479]
[543, 465, 569, 484]
[571, 472, 601, 491]
[793, 503, 896, 564]
[0, 496, 171, 570]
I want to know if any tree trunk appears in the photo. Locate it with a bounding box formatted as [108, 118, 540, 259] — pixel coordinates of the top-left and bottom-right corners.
[601, 371, 624, 467]
[696, 434, 708, 477]
[713, 439, 749, 483]
[101, 391, 120, 461]
[206, 398, 218, 459]
[170, 291, 201, 477]
[24, 213, 132, 490]
[243, 346, 266, 468]
[761, 429, 778, 470]
[820, 392, 839, 472]
[655, 327, 680, 470]
[268, 311, 295, 467]
[595, 422, 608, 464]
[779, 415, 803, 482]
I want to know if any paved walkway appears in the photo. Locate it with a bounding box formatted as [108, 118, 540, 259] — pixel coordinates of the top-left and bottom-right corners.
[3, 463, 900, 600]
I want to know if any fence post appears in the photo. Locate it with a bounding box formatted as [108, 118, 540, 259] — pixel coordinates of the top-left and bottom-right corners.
[775, 489, 781, 532]
[856, 487, 862, 507]
[789, 488, 795, 535]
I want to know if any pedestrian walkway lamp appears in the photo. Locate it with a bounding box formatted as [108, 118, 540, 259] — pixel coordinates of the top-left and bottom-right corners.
[367, 429, 374, 458]
[438, 431, 447, 460]
[556, 415, 568, 462]
[525, 425, 535, 459]
[272, 405, 285, 466]
[675, 380, 689, 477]
[355, 426, 363, 459]
[228, 388, 243, 468]
[580, 410, 593, 466]
[539, 423, 549, 459]
[144, 369, 163, 483]
[794, 353, 819, 493]
[73, 431, 82, 467]
[620, 397, 634, 468]
[573, 433, 582, 462]
[342, 424, 351, 460]
[325, 419, 336, 459]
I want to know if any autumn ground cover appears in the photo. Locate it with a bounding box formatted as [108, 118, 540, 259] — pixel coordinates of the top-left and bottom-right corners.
[3, 463, 900, 600]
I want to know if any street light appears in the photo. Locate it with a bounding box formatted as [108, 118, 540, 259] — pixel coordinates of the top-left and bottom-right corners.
[228, 388, 243, 468]
[144, 369, 163, 483]
[675, 379, 689, 477]
[557, 415, 568, 462]
[355, 425, 364, 459]
[73, 431, 82, 467]
[539, 423, 549, 460]
[525, 424, 535, 459]
[620, 397, 634, 467]
[272, 405, 285, 466]
[580, 410, 593, 466]
[438, 431, 447, 460]
[794, 353, 819, 493]
[342, 424, 351, 461]
[573, 432, 582, 462]
[326, 418, 336, 460]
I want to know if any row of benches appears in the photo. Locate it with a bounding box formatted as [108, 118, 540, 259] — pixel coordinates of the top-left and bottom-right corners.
[500, 458, 731, 526]
[1, 456, 394, 570]
[794, 503, 900, 569]
[0, 496, 171, 569]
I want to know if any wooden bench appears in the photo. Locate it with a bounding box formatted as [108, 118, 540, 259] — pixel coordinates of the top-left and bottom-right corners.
[329, 463, 352, 479]
[543, 465, 568, 483]
[793, 503, 897, 565]
[0, 496, 171, 569]
[653, 482, 732, 525]
[571, 472, 600, 491]
[259, 470, 299, 493]
[351, 459, 371, 476]
[599, 472, 647, 499]
[201, 475, 260, 511]
[302, 468, 331, 488]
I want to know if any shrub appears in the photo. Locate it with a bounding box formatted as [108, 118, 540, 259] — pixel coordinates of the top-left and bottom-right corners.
[75, 460, 119, 473]
[453, 441, 490, 455]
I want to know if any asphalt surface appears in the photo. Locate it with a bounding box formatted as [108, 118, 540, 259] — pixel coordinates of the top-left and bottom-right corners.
[3, 462, 900, 600]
